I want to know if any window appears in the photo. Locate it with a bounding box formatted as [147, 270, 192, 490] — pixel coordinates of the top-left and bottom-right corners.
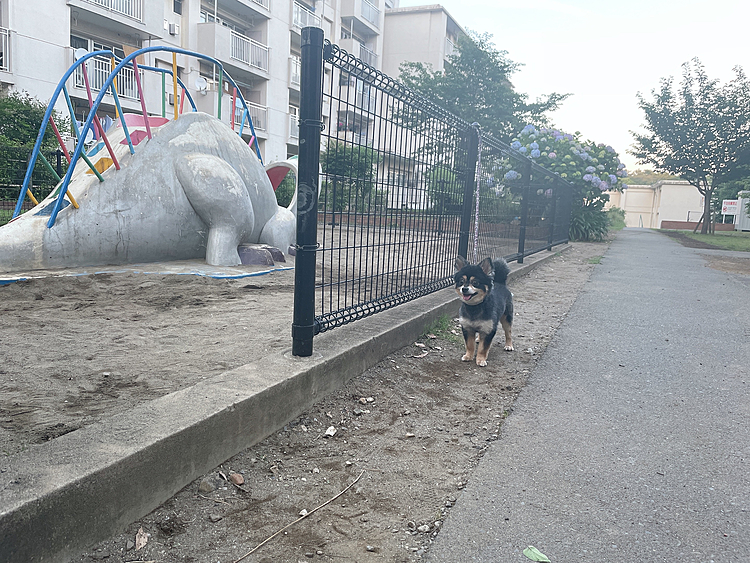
[173, 0, 183, 15]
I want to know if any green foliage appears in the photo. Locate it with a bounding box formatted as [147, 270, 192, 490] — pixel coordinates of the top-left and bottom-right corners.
[606, 206, 626, 230]
[275, 171, 296, 208]
[503, 125, 626, 241]
[0, 91, 62, 148]
[425, 165, 462, 215]
[621, 169, 680, 185]
[0, 91, 69, 205]
[631, 58, 750, 233]
[320, 140, 380, 212]
[398, 31, 568, 143]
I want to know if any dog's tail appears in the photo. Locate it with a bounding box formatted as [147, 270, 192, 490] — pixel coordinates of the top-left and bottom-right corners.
[492, 258, 511, 285]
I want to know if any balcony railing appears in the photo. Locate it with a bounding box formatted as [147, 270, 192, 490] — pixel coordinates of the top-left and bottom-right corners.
[235, 102, 267, 131]
[230, 31, 269, 72]
[289, 112, 299, 139]
[445, 37, 456, 58]
[74, 55, 140, 100]
[361, 0, 380, 27]
[290, 55, 301, 87]
[83, 0, 143, 22]
[293, 1, 322, 30]
[0, 27, 8, 72]
[359, 44, 378, 67]
[250, 0, 270, 9]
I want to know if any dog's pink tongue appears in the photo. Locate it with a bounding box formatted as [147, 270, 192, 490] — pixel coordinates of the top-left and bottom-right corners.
[463, 294, 472, 301]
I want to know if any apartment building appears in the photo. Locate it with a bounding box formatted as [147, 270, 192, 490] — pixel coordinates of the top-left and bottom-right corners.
[0, 0, 404, 164]
[381, 4, 464, 78]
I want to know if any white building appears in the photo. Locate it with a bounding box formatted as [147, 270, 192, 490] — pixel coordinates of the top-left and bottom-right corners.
[0, 0, 408, 165]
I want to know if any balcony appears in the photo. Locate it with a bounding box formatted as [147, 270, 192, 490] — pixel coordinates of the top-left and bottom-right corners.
[73, 54, 140, 100]
[339, 38, 378, 69]
[235, 101, 267, 131]
[361, 0, 380, 27]
[445, 37, 455, 59]
[292, 2, 321, 31]
[289, 112, 299, 139]
[197, 23, 269, 78]
[0, 27, 9, 72]
[248, 0, 269, 9]
[341, 0, 380, 36]
[81, 0, 143, 22]
[230, 30, 268, 72]
[289, 55, 301, 88]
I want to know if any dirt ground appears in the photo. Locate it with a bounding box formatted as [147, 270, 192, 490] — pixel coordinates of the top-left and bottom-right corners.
[2, 233, 744, 563]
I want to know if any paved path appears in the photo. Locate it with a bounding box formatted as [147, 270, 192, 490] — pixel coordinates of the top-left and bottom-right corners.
[427, 229, 750, 562]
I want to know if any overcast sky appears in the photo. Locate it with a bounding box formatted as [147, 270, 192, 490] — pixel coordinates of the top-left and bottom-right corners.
[396, 0, 749, 171]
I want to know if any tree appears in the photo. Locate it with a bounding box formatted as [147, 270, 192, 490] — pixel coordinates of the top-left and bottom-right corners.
[320, 140, 380, 212]
[0, 91, 69, 201]
[399, 31, 568, 143]
[631, 58, 750, 234]
[503, 125, 627, 241]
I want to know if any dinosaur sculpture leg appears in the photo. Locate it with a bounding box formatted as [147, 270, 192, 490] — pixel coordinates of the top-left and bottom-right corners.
[175, 154, 255, 266]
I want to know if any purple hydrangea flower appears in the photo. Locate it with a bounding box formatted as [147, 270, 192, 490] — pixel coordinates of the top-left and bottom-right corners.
[585, 166, 596, 173]
[591, 176, 602, 188]
[531, 149, 541, 158]
[511, 140, 522, 150]
[522, 124, 537, 135]
[530, 142, 539, 150]
[519, 146, 528, 154]
[583, 174, 593, 182]
[548, 152, 556, 159]
[599, 181, 609, 191]
[504, 170, 520, 181]
[617, 163, 626, 170]
[609, 174, 617, 184]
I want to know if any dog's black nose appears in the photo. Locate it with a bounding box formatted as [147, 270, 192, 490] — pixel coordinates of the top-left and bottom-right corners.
[461, 287, 471, 294]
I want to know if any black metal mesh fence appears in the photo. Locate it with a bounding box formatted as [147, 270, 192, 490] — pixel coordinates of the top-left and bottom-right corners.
[0, 148, 65, 226]
[292, 29, 572, 355]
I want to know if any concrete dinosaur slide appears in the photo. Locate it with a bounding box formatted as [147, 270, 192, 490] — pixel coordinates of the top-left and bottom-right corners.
[0, 112, 297, 273]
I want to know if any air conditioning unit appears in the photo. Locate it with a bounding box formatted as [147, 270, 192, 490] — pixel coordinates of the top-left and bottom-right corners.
[169, 23, 179, 35]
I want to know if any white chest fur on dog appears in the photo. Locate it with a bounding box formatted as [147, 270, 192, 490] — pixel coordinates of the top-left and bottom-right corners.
[458, 315, 495, 336]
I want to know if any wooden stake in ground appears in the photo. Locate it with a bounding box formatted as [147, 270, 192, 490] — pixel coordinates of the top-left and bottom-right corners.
[232, 470, 366, 563]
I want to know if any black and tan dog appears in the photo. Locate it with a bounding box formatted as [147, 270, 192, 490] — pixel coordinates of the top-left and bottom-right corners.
[454, 256, 514, 366]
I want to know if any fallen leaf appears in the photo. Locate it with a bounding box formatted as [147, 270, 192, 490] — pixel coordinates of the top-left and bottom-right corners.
[134, 527, 148, 551]
[414, 342, 427, 348]
[523, 545, 551, 562]
[411, 351, 429, 358]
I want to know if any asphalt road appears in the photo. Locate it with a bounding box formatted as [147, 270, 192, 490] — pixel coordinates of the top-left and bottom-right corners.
[427, 229, 750, 562]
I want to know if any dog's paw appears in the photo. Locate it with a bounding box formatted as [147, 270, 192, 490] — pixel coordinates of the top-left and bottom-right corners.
[476, 358, 488, 367]
[504, 345, 514, 351]
[461, 354, 473, 362]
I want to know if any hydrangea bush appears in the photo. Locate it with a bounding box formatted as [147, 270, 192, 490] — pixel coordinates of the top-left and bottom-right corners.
[503, 125, 627, 241]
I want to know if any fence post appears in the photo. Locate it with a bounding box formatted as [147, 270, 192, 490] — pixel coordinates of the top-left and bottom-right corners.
[517, 161, 532, 263]
[292, 26, 325, 357]
[547, 177, 559, 250]
[458, 126, 479, 261]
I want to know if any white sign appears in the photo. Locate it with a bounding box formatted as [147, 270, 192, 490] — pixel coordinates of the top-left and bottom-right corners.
[722, 199, 739, 215]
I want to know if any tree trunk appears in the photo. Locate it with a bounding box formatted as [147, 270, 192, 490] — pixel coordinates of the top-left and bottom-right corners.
[701, 188, 712, 235]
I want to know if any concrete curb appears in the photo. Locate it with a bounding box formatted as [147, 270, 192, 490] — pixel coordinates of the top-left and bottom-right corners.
[0, 246, 568, 563]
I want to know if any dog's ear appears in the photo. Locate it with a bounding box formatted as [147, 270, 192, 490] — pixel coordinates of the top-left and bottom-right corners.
[455, 256, 468, 271]
[479, 257, 494, 276]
